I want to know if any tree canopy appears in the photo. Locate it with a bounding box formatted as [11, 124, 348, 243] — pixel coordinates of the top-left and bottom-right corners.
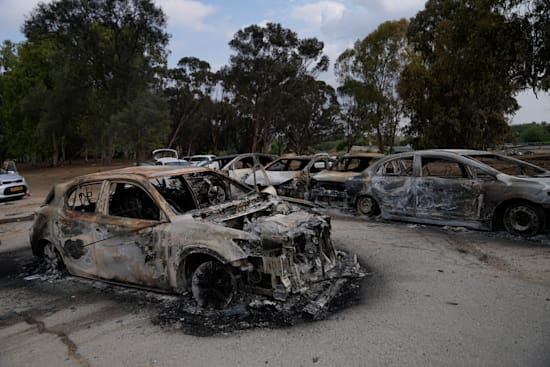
[336, 19, 409, 153]
[221, 23, 330, 153]
[1, 0, 170, 163]
[0, 0, 548, 165]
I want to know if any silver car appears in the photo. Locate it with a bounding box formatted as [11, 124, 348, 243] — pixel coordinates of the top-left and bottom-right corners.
[0, 166, 29, 200]
[346, 149, 550, 236]
[245, 154, 336, 199]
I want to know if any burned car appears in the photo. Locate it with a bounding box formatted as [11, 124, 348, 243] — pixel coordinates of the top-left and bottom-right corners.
[206, 153, 277, 183]
[347, 149, 550, 236]
[245, 154, 335, 199]
[30, 166, 363, 310]
[306, 153, 383, 207]
[152, 149, 190, 166]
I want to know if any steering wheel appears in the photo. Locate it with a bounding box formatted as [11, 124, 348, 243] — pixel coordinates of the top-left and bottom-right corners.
[207, 184, 226, 204]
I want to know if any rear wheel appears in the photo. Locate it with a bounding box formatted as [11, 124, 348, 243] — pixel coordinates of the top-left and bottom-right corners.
[356, 196, 379, 216]
[503, 202, 545, 237]
[191, 261, 234, 309]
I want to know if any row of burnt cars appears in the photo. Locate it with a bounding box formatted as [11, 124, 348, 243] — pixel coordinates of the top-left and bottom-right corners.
[206, 150, 550, 238]
[28, 148, 550, 314]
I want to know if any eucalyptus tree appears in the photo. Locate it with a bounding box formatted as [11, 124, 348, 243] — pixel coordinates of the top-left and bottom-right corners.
[222, 22, 329, 153]
[398, 0, 528, 148]
[111, 90, 171, 160]
[164, 57, 216, 154]
[335, 19, 409, 153]
[274, 77, 341, 154]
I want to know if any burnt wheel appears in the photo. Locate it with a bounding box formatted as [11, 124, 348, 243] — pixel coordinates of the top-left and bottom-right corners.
[356, 196, 379, 216]
[191, 261, 234, 309]
[503, 202, 545, 237]
[43, 242, 64, 272]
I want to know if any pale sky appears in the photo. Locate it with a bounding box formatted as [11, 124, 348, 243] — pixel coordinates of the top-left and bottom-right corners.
[0, 0, 548, 124]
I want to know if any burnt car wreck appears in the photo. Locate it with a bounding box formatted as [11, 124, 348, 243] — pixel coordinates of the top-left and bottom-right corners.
[346, 149, 550, 236]
[29, 166, 364, 314]
[306, 153, 382, 208]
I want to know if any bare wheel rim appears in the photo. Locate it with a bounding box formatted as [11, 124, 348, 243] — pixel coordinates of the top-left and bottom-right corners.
[503, 204, 541, 236]
[357, 196, 377, 216]
[191, 261, 234, 309]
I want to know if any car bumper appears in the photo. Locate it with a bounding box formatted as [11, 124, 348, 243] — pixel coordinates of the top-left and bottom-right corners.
[0, 184, 28, 199]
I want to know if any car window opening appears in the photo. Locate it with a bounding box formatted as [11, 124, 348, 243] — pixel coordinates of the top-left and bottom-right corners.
[108, 182, 160, 220]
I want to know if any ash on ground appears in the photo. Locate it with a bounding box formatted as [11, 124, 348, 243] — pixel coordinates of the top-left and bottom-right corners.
[152, 278, 364, 337]
[13, 259, 366, 337]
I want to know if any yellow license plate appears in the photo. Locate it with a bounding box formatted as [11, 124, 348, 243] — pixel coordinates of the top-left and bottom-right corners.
[11, 186, 23, 192]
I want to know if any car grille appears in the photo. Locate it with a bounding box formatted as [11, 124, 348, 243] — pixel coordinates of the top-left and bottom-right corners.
[1, 179, 23, 185]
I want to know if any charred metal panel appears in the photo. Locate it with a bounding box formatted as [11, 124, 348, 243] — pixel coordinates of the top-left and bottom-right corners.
[415, 177, 482, 220]
[371, 176, 415, 216]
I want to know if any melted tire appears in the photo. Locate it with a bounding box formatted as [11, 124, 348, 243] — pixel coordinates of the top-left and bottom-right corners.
[356, 196, 379, 216]
[503, 202, 545, 237]
[191, 261, 234, 309]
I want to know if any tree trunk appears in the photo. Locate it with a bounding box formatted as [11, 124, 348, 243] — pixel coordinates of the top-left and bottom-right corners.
[52, 131, 58, 167]
[251, 111, 260, 153]
[168, 103, 201, 149]
[61, 135, 66, 164]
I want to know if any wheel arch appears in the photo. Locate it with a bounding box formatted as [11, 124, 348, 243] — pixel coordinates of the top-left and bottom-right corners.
[174, 247, 243, 292]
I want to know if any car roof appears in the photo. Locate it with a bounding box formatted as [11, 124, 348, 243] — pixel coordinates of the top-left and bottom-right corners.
[368, 149, 548, 176]
[62, 165, 211, 184]
[340, 153, 384, 158]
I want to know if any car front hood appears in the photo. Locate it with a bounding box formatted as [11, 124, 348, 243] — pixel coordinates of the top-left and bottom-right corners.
[497, 173, 550, 189]
[0, 173, 24, 183]
[313, 171, 358, 183]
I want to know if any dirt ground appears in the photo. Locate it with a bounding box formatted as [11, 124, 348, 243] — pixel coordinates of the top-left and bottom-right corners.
[1, 161, 549, 367]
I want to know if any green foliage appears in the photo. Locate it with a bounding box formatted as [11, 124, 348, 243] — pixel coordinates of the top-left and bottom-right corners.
[3, 0, 170, 164]
[399, 0, 522, 149]
[511, 122, 550, 143]
[222, 23, 330, 153]
[164, 57, 217, 154]
[111, 91, 171, 160]
[335, 19, 409, 153]
[2, 1, 548, 162]
[272, 77, 341, 154]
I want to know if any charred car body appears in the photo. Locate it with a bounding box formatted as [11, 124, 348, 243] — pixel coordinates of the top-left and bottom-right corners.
[206, 153, 277, 183]
[30, 166, 363, 310]
[347, 149, 550, 236]
[245, 154, 335, 199]
[306, 153, 383, 207]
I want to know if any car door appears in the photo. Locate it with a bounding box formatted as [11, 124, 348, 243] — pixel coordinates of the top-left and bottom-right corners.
[53, 181, 106, 277]
[370, 155, 416, 217]
[91, 180, 169, 289]
[415, 156, 482, 220]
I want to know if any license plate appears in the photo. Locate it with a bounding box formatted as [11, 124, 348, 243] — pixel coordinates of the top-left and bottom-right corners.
[11, 186, 23, 192]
